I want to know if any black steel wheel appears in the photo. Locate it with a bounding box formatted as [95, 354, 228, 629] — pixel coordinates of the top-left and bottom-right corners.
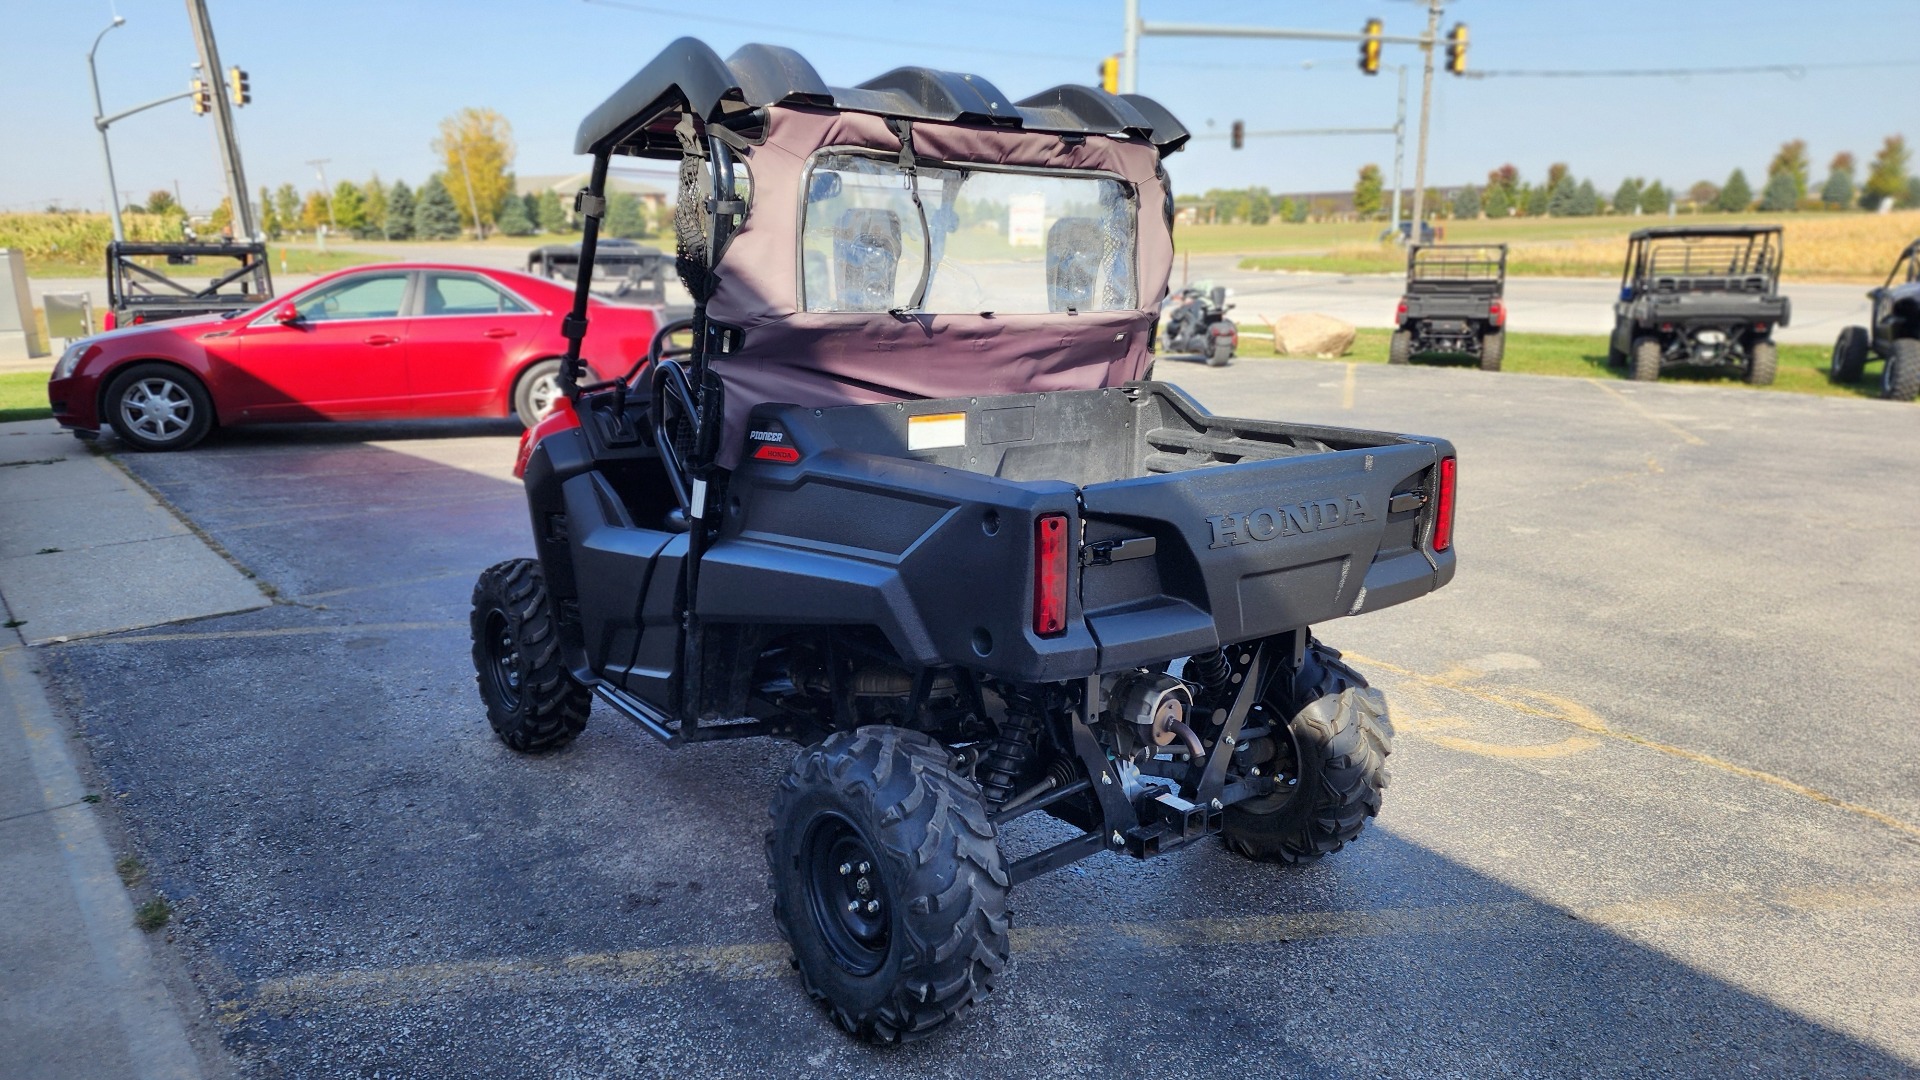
[469, 559, 589, 753]
[1631, 335, 1664, 382]
[1884, 337, 1920, 402]
[1830, 326, 1868, 384]
[1222, 640, 1393, 864]
[103, 362, 213, 451]
[767, 726, 1008, 1044]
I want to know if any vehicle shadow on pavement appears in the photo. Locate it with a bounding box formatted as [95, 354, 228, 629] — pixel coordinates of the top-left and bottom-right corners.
[30, 433, 1920, 1078]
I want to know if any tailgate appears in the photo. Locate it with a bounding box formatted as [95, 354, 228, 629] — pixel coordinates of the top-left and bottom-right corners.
[1078, 440, 1453, 670]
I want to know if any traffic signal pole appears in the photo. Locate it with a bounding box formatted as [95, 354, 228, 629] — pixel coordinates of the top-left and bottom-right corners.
[184, 0, 256, 240]
[1408, 0, 1442, 235]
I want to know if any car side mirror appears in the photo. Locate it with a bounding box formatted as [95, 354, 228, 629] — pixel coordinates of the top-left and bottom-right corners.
[274, 304, 300, 325]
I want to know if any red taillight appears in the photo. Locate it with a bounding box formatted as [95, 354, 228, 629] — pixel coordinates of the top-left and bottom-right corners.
[1395, 301, 1408, 322]
[1488, 301, 1505, 328]
[1032, 513, 1069, 637]
[1432, 456, 1457, 553]
[103, 311, 118, 330]
[752, 443, 800, 464]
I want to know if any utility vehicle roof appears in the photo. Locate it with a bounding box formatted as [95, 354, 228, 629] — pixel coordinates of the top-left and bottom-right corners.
[1627, 224, 1783, 241]
[574, 37, 1190, 158]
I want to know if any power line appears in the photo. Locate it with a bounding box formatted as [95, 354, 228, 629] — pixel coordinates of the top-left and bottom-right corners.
[1466, 59, 1920, 79]
[580, 0, 1087, 63]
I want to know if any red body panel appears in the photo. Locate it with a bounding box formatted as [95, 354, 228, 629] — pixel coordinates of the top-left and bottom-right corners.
[48, 263, 656, 436]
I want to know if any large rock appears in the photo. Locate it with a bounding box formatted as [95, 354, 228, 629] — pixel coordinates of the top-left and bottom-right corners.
[1272, 313, 1357, 358]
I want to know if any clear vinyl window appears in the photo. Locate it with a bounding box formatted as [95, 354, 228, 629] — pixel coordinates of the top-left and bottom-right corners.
[800, 152, 1137, 315]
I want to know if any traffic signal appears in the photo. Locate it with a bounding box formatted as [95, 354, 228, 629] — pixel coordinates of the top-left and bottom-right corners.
[1446, 23, 1468, 76]
[1230, 120, 1244, 150]
[1098, 55, 1120, 94]
[1358, 18, 1383, 75]
[227, 66, 250, 107]
[190, 77, 210, 115]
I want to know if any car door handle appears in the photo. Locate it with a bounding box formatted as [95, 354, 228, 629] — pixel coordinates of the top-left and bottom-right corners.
[483, 328, 516, 339]
[363, 334, 399, 346]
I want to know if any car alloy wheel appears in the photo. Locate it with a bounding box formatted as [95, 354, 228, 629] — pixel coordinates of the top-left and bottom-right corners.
[119, 377, 195, 442]
[527, 370, 560, 419]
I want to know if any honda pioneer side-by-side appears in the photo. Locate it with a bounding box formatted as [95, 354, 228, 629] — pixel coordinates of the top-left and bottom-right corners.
[471, 38, 1459, 1043]
[1829, 237, 1920, 401]
[1608, 225, 1790, 384]
[1390, 243, 1507, 371]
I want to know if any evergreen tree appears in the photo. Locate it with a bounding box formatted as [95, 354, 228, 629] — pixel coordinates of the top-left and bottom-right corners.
[1612, 177, 1643, 215]
[1640, 180, 1670, 215]
[257, 186, 280, 238]
[1820, 153, 1855, 209]
[1450, 185, 1481, 218]
[497, 195, 537, 236]
[1715, 169, 1753, 212]
[604, 192, 649, 238]
[331, 180, 366, 235]
[1546, 174, 1580, 216]
[274, 184, 300, 234]
[1766, 139, 1810, 201]
[1277, 196, 1297, 223]
[361, 175, 389, 239]
[1523, 184, 1549, 217]
[386, 181, 415, 240]
[522, 193, 541, 231]
[1758, 170, 1799, 212]
[1352, 164, 1384, 218]
[1483, 185, 1512, 218]
[1247, 186, 1272, 225]
[1862, 135, 1911, 210]
[1285, 198, 1309, 224]
[1545, 162, 1570, 191]
[537, 188, 571, 233]
[1575, 179, 1601, 215]
[413, 174, 463, 239]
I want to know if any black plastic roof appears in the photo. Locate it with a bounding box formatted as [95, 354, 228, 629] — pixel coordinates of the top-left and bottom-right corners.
[1627, 224, 1783, 240]
[575, 38, 1190, 158]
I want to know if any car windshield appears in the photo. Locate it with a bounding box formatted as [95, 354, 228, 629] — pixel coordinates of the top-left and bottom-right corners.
[800, 152, 1137, 315]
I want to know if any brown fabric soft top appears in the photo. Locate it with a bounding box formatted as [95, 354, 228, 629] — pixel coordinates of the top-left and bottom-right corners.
[703, 105, 1173, 467]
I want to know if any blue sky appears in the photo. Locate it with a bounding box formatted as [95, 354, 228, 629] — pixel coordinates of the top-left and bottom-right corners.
[3, 0, 1914, 214]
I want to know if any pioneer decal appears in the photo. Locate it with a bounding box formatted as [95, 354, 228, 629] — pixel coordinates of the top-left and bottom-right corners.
[1207, 495, 1376, 549]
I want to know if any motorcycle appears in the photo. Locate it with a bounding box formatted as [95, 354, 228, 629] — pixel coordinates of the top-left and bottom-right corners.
[1159, 284, 1238, 367]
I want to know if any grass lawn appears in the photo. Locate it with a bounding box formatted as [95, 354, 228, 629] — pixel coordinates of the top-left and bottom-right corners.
[1231, 326, 1885, 401]
[26, 245, 394, 279]
[0, 372, 51, 423]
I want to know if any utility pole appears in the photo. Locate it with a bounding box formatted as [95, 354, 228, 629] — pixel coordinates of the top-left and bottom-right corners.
[1408, 0, 1443, 235]
[1391, 63, 1408, 231]
[183, 0, 256, 240]
[454, 142, 487, 240]
[87, 16, 128, 242]
[1121, 0, 1140, 93]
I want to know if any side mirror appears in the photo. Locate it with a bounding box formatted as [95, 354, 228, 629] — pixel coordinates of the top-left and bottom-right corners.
[274, 304, 300, 325]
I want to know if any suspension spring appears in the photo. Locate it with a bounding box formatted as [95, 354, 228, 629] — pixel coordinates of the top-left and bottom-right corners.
[1185, 649, 1233, 694]
[978, 704, 1041, 804]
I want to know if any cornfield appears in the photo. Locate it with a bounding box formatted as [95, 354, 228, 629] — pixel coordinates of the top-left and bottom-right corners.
[0, 211, 186, 267]
[1503, 210, 1920, 280]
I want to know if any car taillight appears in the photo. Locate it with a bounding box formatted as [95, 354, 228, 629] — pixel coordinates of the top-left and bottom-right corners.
[1432, 456, 1457, 553]
[1033, 513, 1069, 637]
[1395, 300, 1407, 322]
[752, 443, 800, 464]
[103, 311, 117, 331]
[1488, 301, 1505, 327]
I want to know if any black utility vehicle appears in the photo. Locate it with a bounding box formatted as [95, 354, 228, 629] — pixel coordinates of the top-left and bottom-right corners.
[471, 38, 1458, 1043]
[1158, 283, 1237, 365]
[1390, 243, 1507, 371]
[104, 238, 273, 327]
[1830, 237, 1920, 401]
[1608, 225, 1789, 384]
[526, 238, 683, 311]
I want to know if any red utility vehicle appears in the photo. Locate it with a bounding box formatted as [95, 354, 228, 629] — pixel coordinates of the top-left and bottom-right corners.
[48, 263, 659, 451]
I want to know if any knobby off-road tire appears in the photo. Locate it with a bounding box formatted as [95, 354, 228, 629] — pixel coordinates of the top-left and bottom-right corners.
[513, 359, 564, 428]
[470, 559, 590, 752]
[1883, 337, 1920, 402]
[1222, 641, 1393, 864]
[103, 362, 214, 451]
[1745, 340, 1778, 386]
[1631, 336, 1664, 382]
[1479, 329, 1506, 372]
[1388, 330, 1413, 365]
[1830, 326, 1868, 384]
[767, 726, 1009, 1044]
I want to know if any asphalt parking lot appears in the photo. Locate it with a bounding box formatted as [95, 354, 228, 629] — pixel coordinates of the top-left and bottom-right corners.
[35, 360, 1920, 1078]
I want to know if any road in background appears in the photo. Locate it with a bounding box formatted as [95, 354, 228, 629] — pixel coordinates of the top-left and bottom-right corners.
[29, 360, 1920, 1077]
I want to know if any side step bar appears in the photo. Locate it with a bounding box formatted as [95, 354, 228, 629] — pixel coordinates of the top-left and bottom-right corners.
[594, 684, 677, 743]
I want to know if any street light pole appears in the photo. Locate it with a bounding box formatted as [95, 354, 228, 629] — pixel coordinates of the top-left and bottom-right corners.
[1391, 63, 1408, 232]
[87, 16, 128, 243]
[1120, 0, 1140, 93]
[1408, 0, 1443, 236]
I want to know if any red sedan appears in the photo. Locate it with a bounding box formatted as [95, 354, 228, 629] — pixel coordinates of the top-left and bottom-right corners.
[48, 263, 659, 451]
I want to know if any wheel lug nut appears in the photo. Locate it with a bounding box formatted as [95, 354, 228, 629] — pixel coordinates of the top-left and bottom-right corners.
[856, 862, 871, 874]
[865, 900, 880, 914]
[846, 900, 860, 912]
[838, 863, 851, 876]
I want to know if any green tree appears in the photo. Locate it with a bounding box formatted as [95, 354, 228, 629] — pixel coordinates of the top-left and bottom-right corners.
[497, 194, 537, 236]
[434, 106, 516, 236]
[331, 180, 366, 235]
[209, 196, 234, 236]
[1687, 180, 1720, 210]
[1545, 162, 1570, 191]
[386, 180, 415, 240]
[413, 174, 463, 239]
[536, 189, 569, 233]
[1820, 153, 1855, 208]
[1573, 179, 1601, 216]
[361, 175, 389, 239]
[1276, 196, 1297, 223]
[1715, 168, 1753, 212]
[143, 189, 179, 216]
[1485, 164, 1519, 205]
[1285, 198, 1309, 224]
[299, 189, 329, 231]
[1522, 183, 1549, 217]
[1758, 170, 1799, 212]
[1246, 186, 1273, 225]
[1450, 185, 1481, 218]
[274, 184, 300, 234]
[1862, 135, 1910, 210]
[603, 191, 649, 238]
[1904, 176, 1920, 210]
[1612, 177, 1643, 215]
[522, 193, 541, 231]
[1483, 185, 1512, 218]
[1353, 163, 1384, 218]
[1767, 139, 1810, 201]
[256, 186, 280, 239]
[1547, 174, 1579, 216]
[1640, 180, 1670, 215]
